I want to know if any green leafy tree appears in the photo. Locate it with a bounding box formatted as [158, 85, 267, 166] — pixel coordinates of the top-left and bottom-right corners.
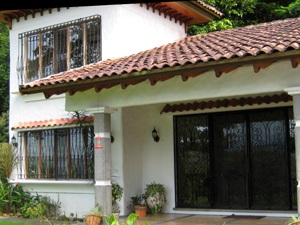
[188, 0, 298, 35]
[275, 0, 300, 18]
[0, 111, 9, 142]
[0, 23, 9, 113]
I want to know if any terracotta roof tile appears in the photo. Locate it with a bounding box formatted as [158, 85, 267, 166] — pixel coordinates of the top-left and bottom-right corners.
[160, 93, 292, 114]
[20, 17, 300, 97]
[12, 116, 93, 130]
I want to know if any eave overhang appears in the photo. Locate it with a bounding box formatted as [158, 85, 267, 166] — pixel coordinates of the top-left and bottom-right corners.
[19, 50, 300, 99]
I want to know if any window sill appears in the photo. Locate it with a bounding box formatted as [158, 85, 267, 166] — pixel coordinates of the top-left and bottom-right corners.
[9, 179, 94, 185]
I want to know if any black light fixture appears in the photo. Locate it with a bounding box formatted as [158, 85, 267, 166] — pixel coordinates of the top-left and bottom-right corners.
[11, 135, 18, 148]
[152, 127, 160, 142]
[110, 132, 114, 143]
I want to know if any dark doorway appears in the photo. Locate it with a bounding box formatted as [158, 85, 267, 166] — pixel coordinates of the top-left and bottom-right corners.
[174, 107, 296, 210]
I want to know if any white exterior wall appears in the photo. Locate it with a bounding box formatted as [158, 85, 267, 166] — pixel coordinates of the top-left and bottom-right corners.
[8, 4, 185, 218]
[9, 4, 185, 123]
[66, 60, 298, 109]
[65, 60, 297, 216]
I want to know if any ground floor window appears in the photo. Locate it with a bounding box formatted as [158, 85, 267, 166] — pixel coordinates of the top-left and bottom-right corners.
[17, 126, 94, 180]
[174, 107, 296, 210]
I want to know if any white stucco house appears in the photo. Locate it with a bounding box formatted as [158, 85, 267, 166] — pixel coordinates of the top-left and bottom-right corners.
[2, 1, 300, 219]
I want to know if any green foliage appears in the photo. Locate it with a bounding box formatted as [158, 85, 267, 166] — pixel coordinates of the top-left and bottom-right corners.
[0, 23, 9, 114]
[84, 204, 103, 220]
[0, 222, 31, 225]
[188, 18, 233, 34]
[112, 182, 123, 213]
[0, 112, 9, 143]
[188, 0, 299, 35]
[20, 194, 61, 219]
[284, 215, 300, 225]
[20, 202, 46, 219]
[130, 194, 146, 206]
[144, 182, 166, 215]
[0, 180, 32, 214]
[106, 213, 150, 225]
[112, 182, 123, 203]
[275, 0, 300, 18]
[0, 142, 18, 179]
[0, 179, 60, 220]
[144, 182, 166, 199]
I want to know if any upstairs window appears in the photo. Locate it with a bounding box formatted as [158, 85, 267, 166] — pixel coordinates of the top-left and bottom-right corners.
[17, 15, 101, 84]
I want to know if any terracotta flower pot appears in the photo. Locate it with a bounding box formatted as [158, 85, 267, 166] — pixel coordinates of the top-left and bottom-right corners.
[85, 214, 102, 225]
[134, 205, 147, 218]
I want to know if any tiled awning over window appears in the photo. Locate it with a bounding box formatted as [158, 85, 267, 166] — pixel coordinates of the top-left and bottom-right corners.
[11, 116, 93, 130]
[160, 93, 292, 114]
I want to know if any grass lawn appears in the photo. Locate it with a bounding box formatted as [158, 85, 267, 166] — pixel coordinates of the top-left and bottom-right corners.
[0, 222, 30, 225]
[0, 220, 70, 225]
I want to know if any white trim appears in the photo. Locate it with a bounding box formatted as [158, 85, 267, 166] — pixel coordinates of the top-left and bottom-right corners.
[95, 132, 111, 138]
[296, 120, 300, 127]
[95, 180, 111, 186]
[285, 87, 300, 96]
[87, 107, 117, 114]
[9, 179, 94, 185]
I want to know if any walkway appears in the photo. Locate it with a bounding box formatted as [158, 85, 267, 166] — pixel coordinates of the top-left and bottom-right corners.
[0, 213, 291, 225]
[135, 214, 289, 225]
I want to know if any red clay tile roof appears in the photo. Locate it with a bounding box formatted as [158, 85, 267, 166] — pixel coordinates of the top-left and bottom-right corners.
[20, 17, 300, 98]
[11, 116, 93, 130]
[194, 0, 223, 17]
[160, 93, 292, 114]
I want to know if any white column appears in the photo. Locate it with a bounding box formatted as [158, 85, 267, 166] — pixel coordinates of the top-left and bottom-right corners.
[285, 87, 300, 214]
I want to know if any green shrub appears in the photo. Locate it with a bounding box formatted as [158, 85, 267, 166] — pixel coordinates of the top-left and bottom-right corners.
[20, 194, 61, 219]
[0, 180, 31, 214]
[0, 179, 60, 219]
[0, 143, 18, 179]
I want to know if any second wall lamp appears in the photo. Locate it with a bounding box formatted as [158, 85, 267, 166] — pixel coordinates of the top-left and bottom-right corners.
[152, 127, 160, 142]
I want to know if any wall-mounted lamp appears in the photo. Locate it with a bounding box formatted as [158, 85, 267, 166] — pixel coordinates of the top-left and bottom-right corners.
[11, 135, 18, 148]
[110, 132, 115, 143]
[152, 127, 160, 142]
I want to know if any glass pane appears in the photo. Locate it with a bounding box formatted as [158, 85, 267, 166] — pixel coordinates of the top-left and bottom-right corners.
[41, 31, 54, 77]
[86, 19, 101, 64]
[175, 115, 210, 207]
[213, 113, 247, 209]
[56, 129, 68, 179]
[27, 34, 40, 82]
[41, 130, 54, 178]
[55, 28, 67, 73]
[26, 131, 39, 178]
[250, 110, 289, 209]
[70, 24, 83, 69]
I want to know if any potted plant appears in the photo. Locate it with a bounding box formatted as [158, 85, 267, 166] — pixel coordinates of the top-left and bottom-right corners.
[130, 194, 147, 218]
[106, 212, 150, 225]
[84, 204, 103, 225]
[144, 182, 166, 215]
[285, 215, 300, 225]
[112, 182, 123, 218]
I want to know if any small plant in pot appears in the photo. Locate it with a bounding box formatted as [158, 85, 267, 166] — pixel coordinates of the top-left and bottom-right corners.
[130, 194, 147, 218]
[112, 182, 123, 218]
[285, 215, 300, 225]
[144, 182, 166, 215]
[84, 204, 103, 225]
